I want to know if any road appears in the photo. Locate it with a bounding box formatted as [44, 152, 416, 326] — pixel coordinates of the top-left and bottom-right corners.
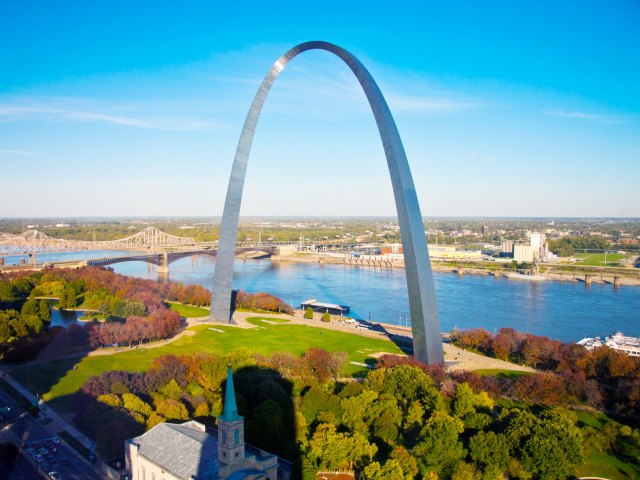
[0, 384, 101, 479]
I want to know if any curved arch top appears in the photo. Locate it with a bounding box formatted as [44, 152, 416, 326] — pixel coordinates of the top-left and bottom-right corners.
[210, 41, 443, 365]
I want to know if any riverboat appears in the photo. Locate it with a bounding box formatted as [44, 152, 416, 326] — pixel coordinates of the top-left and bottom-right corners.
[577, 332, 640, 357]
[300, 298, 350, 315]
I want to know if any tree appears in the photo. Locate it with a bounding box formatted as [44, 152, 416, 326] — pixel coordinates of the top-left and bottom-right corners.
[321, 311, 331, 322]
[366, 365, 439, 412]
[341, 389, 379, 436]
[451, 462, 480, 480]
[453, 383, 476, 418]
[122, 393, 153, 417]
[521, 410, 583, 480]
[307, 423, 377, 471]
[390, 445, 419, 479]
[155, 398, 188, 421]
[413, 411, 465, 476]
[468, 431, 509, 471]
[303, 307, 314, 319]
[362, 459, 406, 480]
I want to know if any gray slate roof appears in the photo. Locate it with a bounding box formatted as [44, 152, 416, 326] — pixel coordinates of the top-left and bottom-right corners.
[130, 421, 219, 480]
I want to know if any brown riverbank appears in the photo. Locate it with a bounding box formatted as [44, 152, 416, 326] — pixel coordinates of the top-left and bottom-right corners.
[272, 253, 640, 286]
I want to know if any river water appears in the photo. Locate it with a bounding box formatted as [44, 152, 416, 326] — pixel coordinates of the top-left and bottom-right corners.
[19, 250, 640, 342]
[113, 255, 639, 343]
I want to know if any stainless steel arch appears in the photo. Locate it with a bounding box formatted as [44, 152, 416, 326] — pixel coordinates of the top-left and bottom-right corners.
[211, 41, 444, 365]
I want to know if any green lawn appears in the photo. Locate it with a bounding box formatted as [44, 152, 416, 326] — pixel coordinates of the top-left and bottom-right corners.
[578, 448, 640, 480]
[472, 369, 532, 378]
[11, 317, 403, 412]
[574, 252, 627, 266]
[167, 302, 210, 317]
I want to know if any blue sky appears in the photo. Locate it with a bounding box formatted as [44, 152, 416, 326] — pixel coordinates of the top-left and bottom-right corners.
[1, 1, 638, 218]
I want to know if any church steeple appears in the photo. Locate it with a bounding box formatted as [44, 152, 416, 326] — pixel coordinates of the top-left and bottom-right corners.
[221, 366, 239, 422]
[218, 366, 245, 470]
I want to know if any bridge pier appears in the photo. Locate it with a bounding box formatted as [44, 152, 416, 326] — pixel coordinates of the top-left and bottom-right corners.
[457, 266, 464, 277]
[613, 276, 621, 288]
[157, 253, 169, 274]
[584, 274, 592, 286]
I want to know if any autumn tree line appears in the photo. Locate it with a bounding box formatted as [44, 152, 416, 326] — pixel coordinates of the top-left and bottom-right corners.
[451, 327, 640, 423]
[0, 267, 292, 358]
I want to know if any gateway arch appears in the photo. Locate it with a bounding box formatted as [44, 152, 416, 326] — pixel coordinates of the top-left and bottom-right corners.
[210, 41, 444, 365]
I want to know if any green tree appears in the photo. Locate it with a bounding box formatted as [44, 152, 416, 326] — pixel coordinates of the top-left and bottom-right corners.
[307, 423, 377, 471]
[414, 411, 465, 476]
[159, 379, 182, 399]
[451, 462, 481, 480]
[0, 281, 15, 302]
[390, 445, 419, 479]
[155, 398, 188, 420]
[58, 284, 76, 308]
[22, 314, 44, 335]
[362, 459, 406, 480]
[97, 394, 123, 408]
[521, 410, 583, 480]
[453, 383, 476, 418]
[468, 431, 509, 471]
[122, 393, 153, 418]
[371, 393, 402, 443]
[366, 365, 439, 412]
[341, 389, 378, 436]
[246, 400, 284, 447]
[321, 311, 331, 322]
[37, 300, 51, 323]
[303, 307, 314, 319]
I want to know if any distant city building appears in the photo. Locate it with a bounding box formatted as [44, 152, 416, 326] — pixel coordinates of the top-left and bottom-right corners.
[125, 367, 287, 480]
[428, 245, 482, 260]
[381, 243, 403, 254]
[514, 244, 536, 263]
[501, 240, 515, 254]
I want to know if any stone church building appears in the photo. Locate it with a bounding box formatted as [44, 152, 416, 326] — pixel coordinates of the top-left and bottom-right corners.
[125, 367, 288, 480]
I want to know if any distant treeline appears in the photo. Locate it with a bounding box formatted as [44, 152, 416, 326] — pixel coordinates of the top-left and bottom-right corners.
[547, 236, 610, 256]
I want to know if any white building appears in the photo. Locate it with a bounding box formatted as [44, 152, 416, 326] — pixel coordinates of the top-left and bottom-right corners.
[514, 244, 535, 263]
[125, 368, 286, 480]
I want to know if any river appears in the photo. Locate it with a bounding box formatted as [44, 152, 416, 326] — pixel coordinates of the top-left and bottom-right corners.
[114, 255, 640, 343]
[20, 250, 640, 342]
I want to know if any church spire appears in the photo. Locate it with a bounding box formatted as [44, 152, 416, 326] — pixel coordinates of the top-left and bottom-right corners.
[221, 366, 239, 422]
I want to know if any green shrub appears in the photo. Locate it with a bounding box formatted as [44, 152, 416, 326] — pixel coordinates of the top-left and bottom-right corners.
[321, 311, 331, 323]
[304, 307, 314, 319]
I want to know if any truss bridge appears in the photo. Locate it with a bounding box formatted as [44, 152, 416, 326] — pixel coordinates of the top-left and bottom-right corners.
[0, 227, 197, 255]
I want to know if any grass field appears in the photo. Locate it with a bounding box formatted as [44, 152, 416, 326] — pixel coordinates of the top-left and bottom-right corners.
[472, 369, 532, 378]
[167, 302, 209, 317]
[11, 317, 403, 412]
[578, 449, 640, 480]
[573, 252, 628, 266]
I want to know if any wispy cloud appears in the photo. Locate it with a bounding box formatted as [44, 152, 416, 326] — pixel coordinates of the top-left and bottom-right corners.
[543, 109, 632, 124]
[386, 93, 486, 113]
[0, 101, 219, 131]
[0, 149, 31, 156]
